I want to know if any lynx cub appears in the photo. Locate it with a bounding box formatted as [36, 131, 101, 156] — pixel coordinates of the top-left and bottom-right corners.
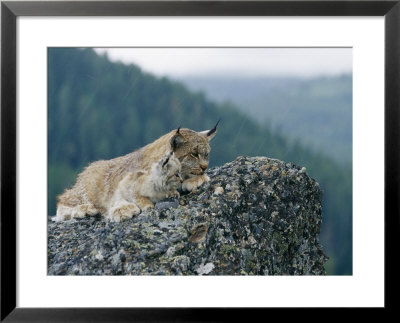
[55, 151, 181, 222]
[54, 123, 218, 222]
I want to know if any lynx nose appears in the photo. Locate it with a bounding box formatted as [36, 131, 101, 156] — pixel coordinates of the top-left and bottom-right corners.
[200, 164, 208, 172]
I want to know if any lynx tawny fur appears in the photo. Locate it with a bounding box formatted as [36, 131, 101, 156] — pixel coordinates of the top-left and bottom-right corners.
[54, 124, 218, 222]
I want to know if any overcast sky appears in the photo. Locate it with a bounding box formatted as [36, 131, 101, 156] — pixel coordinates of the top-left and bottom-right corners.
[94, 47, 352, 78]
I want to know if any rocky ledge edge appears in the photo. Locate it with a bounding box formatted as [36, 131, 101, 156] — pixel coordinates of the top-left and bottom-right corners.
[48, 156, 328, 275]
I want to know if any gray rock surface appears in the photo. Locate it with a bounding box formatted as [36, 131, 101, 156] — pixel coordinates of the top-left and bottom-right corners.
[48, 156, 328, 275]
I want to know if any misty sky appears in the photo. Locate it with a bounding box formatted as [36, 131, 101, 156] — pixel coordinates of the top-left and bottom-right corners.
[94, 47, 352, 78]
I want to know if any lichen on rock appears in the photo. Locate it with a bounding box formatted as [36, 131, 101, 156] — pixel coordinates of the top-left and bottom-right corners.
[48, 156, 328, 275]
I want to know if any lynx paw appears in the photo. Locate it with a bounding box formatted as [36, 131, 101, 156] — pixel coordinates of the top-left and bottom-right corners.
[110, 203, 140, 222]
[55, 204, 98, 221]
[54, 205, 72, 221]
[140, 203, 154, 211]
[75, 204, 98, 218]
[166, 190, 180, 198]
[135, 197, 155, 212]
[182, 175, 209, 192]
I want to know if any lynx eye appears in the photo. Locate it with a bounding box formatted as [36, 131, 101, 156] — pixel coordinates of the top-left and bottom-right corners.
[175, 172, 180, 177]
[191, 153, 199, 159]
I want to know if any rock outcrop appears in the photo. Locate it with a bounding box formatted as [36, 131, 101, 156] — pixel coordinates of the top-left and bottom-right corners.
[48, 156, 328, 275]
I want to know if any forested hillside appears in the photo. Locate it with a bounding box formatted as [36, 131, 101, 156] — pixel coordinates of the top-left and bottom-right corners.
[48, 48, 352, 275]
[180, 75, 352, 164]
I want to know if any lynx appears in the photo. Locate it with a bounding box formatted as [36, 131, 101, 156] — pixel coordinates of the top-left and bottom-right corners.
[54, 123, 218, 222]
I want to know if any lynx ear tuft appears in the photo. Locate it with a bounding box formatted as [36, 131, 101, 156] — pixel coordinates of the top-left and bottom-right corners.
[170, 127, 185, 151]
[199, 119, 220, 141]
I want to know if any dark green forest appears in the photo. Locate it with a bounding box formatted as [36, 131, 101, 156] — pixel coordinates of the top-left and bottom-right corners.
[48, 48, 352, 275]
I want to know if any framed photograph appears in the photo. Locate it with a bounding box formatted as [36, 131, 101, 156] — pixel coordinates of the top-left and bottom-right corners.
[1, 0, 398, 320]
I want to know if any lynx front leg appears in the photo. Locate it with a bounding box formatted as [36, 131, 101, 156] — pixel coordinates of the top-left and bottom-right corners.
[109, 201, 141, 222]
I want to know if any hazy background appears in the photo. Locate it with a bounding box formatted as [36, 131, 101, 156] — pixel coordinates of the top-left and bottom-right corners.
[48, 47, 352, 275]
[94, 48, 352, 77]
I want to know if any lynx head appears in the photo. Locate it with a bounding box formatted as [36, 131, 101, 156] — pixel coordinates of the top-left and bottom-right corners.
[169, 121, 219, 180]
[159, 151, 183, 190]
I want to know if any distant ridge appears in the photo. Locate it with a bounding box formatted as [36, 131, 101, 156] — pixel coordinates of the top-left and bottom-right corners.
[179, 74, 352, 164]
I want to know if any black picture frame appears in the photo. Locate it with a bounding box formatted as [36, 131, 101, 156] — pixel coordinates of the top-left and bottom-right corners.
[1, 0, 398, 321]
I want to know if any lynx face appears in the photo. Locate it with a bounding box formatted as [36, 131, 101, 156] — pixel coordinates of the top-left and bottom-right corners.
[175, 135, 210, 180]
[169, 124, 217, 185]
[158, 151, 183, 193]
